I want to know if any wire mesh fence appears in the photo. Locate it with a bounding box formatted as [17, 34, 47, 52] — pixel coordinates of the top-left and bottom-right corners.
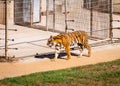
[89, 0, 110, 38]
[0, 1, 5, 57]
[13, 0, 113, 39]
[47, 0, 111, 39]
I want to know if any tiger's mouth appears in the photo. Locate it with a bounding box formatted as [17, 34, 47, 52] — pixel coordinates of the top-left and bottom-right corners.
[48, 43, 54, 47]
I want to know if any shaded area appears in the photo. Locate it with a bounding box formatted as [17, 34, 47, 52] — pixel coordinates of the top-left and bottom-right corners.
[35, 52, 79, 59]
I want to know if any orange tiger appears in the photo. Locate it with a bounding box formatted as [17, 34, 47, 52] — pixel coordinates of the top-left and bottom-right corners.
[47, 31, 91, 60]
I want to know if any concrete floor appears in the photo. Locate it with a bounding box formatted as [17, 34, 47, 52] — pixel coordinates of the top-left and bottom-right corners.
[0, 23, 119, 59]
[0, 24, 58, 58]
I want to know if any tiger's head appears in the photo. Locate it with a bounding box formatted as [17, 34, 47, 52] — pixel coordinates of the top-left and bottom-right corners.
[47, 35, 54, 47]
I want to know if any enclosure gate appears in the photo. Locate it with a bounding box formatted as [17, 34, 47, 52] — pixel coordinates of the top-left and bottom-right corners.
[47, 0, 112, 39]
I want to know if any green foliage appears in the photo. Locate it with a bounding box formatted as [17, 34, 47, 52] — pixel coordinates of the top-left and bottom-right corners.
[0, 59, 120, 86]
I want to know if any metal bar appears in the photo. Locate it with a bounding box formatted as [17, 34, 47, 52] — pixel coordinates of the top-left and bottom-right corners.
[90, 0, 93, 37]
[64, 0, 68, 33]
[67, 28, 74, 31]
[0, 38, 14, 41]
[109, 0, 113, 40]
[112, 27, 120, 29]
[14, 0, 16, 24]
[113, 20, 120, 22]
[65, 20, 74, 22]
[0, 48, 18, 50]
[30, 0, 33, 26]
[87, 29, 109, 33]
[46, 0, 49, 31]
[53, 0, 55, 32]
[5, 0, 8, 59]
[0, 28, 17, 31]
[40, 0, 42, 22]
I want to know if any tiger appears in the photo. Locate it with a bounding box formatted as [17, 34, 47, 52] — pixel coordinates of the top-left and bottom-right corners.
[47, 30, 91, 60]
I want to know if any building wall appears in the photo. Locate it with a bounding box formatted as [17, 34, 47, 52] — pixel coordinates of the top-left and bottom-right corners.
[0, 0, 14, 25]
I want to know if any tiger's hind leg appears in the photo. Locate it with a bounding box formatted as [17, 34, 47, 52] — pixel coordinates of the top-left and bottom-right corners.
[84, 43, 91, 57]
[77, 43, 84, 57]
[65, 45, 71, 60]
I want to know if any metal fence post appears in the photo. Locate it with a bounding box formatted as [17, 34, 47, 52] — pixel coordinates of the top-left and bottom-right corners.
[40, 0, 42, 22]
[109, 0, 113, 41]
[30, 0, 33, 26]
[5, 0, 8, 59]
[64, 0, 68, 33]
[46, 0, 49, 31]
[90, 0, 93, 37]
[53, 0, 55, 32]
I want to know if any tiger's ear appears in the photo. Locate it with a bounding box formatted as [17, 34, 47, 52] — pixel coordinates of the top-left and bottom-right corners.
[50, 35, 52, 38]
[50, 35, 54, 40]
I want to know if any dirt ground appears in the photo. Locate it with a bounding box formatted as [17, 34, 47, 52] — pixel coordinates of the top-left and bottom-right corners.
[0, 43, 120, 80]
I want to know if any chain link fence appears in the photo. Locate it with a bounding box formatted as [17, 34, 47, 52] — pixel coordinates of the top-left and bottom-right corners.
[0, 1, 6, 57]
[47, 0, 111, 39]
[13, 0, 113, 39]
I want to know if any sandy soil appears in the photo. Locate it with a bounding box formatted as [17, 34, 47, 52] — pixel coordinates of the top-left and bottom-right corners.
[0, 44, 120, 80]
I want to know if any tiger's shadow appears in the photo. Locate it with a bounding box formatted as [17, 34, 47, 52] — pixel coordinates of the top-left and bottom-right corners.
[35, 52, 79, 59]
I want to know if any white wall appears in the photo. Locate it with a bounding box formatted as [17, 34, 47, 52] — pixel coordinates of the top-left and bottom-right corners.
[9, 0, 14, 25]
[33, 0, 40, 22]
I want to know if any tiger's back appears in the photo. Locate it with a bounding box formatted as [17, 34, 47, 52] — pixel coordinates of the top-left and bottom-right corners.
[66, 31, 89, 45]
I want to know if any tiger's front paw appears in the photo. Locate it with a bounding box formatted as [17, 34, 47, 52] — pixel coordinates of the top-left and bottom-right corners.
[88, 53, 91, 57]
[80, 53, 83, 57]
[66, 57, 71, 60]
